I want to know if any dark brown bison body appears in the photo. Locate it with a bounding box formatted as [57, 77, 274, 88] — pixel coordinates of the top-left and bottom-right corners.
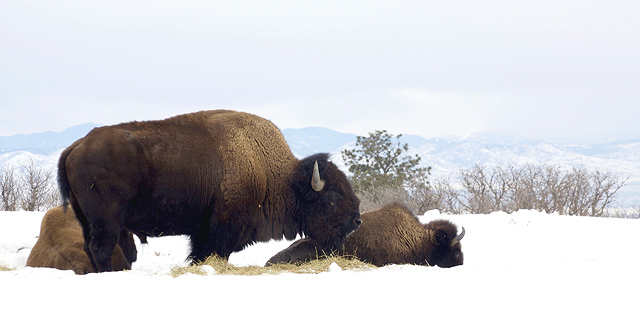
[266, 203, 464, 268]
[58, 110, 361, 272]
[26, 206, 136, 274]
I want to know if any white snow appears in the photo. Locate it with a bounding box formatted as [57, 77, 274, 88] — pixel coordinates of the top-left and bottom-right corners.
[1, 210, 638, 333]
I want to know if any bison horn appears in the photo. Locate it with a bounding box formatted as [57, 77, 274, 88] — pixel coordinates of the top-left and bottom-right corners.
[450, 226, 465, 246]
[311, 161, 325, 192]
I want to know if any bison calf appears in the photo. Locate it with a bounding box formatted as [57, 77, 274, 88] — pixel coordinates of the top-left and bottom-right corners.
[266, 203, 464, 268]
[26, 206, 136, 274]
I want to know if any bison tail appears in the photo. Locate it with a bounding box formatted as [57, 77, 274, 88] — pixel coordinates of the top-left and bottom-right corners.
[57, 141, 79, 212]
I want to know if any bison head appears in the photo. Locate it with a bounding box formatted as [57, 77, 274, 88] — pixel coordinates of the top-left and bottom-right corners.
[426, 220, 465, 268]
[291, 153, 362, 250]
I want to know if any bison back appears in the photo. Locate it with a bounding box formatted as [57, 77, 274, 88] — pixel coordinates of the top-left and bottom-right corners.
[343, 203, 427, 266]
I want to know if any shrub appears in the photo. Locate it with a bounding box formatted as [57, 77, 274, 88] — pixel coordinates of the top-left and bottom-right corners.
[1, 159, 60, 211]
[357, 163, 628, 217]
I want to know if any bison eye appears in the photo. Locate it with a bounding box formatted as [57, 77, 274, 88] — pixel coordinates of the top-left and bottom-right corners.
[327, 192, 340, 206]
[435, 230, 449, 246]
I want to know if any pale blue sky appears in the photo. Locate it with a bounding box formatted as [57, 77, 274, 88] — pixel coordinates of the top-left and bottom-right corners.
[1, 1, 639, 143]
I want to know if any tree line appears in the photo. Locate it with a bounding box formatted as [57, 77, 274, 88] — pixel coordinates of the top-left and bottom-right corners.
[1, 159, 60, 211]
[343, 130, 635, 218]
[1, 132, 636, 218]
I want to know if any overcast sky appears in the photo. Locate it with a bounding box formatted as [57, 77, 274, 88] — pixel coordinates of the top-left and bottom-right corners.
[1, 1, 638, 143]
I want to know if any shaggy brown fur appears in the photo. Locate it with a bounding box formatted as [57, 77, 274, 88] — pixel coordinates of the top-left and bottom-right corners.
[266, 203, 464, 268]
[265, 238, 326, 265]
[58, 110, 361, 272]
[26, 206, 133, 274]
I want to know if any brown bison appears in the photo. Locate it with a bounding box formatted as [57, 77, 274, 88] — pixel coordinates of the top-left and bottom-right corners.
[58, 110, 361, 272]
[26, 206, 137, 274]
[266, 202, 464, 268]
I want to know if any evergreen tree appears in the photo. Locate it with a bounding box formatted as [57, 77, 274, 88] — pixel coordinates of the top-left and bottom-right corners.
[341, 130, 430, 193]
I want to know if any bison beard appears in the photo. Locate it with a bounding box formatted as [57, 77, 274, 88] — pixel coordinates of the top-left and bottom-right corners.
[58, 110, 361, 272]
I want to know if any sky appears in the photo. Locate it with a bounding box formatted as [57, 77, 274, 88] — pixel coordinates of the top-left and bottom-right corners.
[1, 1, 639, 143]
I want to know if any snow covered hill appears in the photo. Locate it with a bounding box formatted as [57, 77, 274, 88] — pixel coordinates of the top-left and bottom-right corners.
[2, 124, 639, 207]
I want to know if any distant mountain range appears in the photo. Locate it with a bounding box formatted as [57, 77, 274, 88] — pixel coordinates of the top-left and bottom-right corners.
[0, 123, 102, 155]
[2, 124, 639, 208]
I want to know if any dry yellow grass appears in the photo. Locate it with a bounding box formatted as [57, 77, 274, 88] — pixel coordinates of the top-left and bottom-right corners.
[170, 254, 375, 277]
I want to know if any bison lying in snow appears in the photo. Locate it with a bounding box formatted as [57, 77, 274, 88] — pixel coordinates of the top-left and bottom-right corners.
[266, 203, 465, 268]
[58, 110, 362, 272]
[26, 206, 138, 274]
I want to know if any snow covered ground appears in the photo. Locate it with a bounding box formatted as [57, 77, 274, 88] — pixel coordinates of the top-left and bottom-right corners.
[1, 210, 638, 333]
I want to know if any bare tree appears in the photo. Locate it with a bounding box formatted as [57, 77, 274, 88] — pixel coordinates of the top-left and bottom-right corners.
[560, 166, 589, 215]
[458, 164, 512, 214]
[507, 164, 539, 211]
[442, 163, 627, 216]
[426, 175, 465, 214]
[19, 159, 57, 212]
[45, 181, 62, 209]
[540, 164, 565, 214]
[405, 171, 436, 214]
[1, 166, 21, 211]
[584, 170, 628, 217]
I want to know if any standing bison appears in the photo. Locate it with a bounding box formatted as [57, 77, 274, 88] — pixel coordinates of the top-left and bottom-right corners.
[266, 202, 464, 268]
[26, 206, 136, 274]
[58, 110, 361, 272]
